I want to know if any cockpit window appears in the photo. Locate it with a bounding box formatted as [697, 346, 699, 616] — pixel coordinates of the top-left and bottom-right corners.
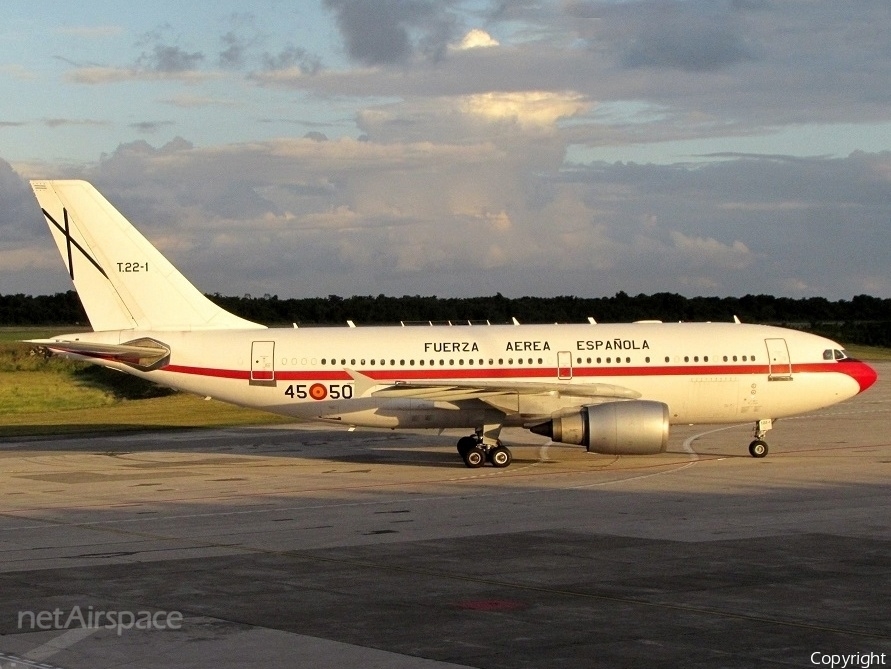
[834, 349, 848, 361]
[823, 349, 833, 360]
[824, 349, 849, 361]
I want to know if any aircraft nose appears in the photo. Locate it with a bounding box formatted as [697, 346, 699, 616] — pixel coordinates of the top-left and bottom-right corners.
[841, 360, 878, 393]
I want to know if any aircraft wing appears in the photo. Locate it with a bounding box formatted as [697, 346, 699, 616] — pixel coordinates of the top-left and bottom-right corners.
[344, 370, 639, 406]
[28, 337, 170, 371]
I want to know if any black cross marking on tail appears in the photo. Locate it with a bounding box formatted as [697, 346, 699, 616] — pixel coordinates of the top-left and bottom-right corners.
[41, 207, 108, 280]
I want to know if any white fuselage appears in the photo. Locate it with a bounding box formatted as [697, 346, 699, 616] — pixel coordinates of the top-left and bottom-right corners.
[58, 321, 870, 431]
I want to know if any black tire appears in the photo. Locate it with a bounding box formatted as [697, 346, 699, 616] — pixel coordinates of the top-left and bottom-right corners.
[749, 440, 768, 458]
[490, 445, 512, 468]
[457, 436, 478, 457]
[463, 446, 485, 468]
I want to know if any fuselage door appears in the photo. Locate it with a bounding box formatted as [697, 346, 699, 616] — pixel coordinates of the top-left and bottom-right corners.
[765, 338, 792, 380]
[557, 351, 573, 380]
[251, 340, 275, 384]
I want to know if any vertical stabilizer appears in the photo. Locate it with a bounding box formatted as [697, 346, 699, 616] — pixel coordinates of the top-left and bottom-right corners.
[31, 180, 265, 331]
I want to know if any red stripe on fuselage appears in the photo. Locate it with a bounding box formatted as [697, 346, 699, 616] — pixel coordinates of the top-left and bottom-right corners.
[162, 361, 863, 383]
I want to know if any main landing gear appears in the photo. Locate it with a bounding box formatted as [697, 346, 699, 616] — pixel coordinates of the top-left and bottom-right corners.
[749, 418, 773, 458]
[456, 425, 511, 468]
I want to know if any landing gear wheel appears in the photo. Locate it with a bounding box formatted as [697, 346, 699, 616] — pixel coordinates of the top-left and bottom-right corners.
[457, 436, 478, 457]
[463, 446, 486, 468]
[749, 440, 768, 458]
[489, 445, 512, 468]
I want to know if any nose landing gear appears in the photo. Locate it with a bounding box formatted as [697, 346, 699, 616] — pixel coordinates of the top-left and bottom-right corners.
[749, 419, 773, 458]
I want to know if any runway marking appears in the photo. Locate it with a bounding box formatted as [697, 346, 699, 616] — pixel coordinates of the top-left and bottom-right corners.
[681, 423, 745, 457]
[24, 627, 99, 663]
[568, 459, 699, 489]
[0, 651, 66, 669]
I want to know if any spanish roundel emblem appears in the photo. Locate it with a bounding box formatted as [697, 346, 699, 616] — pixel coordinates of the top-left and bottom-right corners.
[309, 383, 328, 400]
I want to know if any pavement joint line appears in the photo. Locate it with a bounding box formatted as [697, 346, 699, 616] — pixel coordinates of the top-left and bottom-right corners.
[0, 469, 701, 532]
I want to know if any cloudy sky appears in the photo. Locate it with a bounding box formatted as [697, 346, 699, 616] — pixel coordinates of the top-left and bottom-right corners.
[1, 0, 890, 301]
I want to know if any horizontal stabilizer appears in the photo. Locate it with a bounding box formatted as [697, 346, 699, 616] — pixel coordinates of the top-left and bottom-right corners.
[29, 337, 170, 371]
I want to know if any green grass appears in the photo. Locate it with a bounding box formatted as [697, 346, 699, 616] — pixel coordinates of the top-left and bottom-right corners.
[0, 393, 289, 438]
[843, 344, 891, 361]
[0, 370, 116, 414]
[0, 326, 75, 343]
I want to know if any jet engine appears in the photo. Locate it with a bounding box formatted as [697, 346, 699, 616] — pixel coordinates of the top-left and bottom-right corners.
[530, 401, 670, 455]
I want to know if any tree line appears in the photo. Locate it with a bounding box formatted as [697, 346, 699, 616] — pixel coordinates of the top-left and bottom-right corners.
[2, 290, 890, 346]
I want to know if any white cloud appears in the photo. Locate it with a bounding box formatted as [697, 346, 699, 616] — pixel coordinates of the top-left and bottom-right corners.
[459, 91, 591, 128]
[67, 67, 219, 85]
[668, 231, 754, 271]
[452, 29, 500, 51]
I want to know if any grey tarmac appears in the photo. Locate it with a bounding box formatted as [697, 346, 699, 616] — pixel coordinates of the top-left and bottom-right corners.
[0, 363, 889, 668]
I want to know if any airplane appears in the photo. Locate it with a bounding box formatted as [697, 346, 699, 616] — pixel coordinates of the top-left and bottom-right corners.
[27, 180, 878, 468]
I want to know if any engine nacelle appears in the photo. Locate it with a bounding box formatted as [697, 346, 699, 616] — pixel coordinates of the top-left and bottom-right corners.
[530, 401, 670, 455]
